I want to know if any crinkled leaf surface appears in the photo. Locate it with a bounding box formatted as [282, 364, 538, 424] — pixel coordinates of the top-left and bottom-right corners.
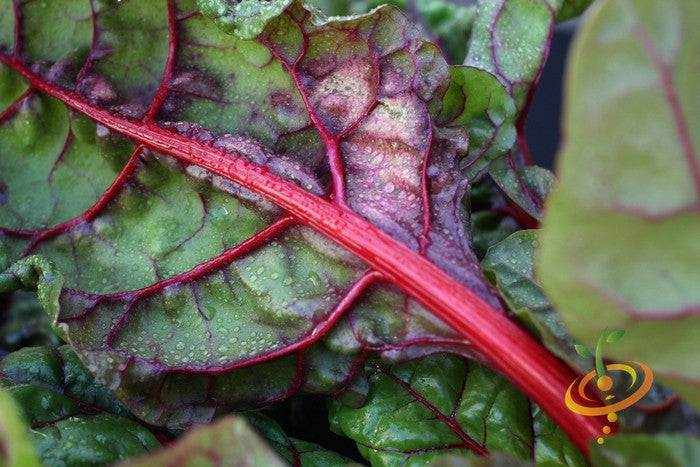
[463, 0, 563, 220]
[589, 433, 700, 467]
[439, 66, 517, 181]
[345, 0, 477, 64]
[0, 345, 162, 466]
[482, 231, 700, 436]
[121, 414, 287, 467]
[0, 0, 507, 426]
[328, 354, 586, 467]
[197, 0, 293, 39]
[0, 0, 606, 453]
[538, 0, 700, 409]
[482, 230, 587, 371]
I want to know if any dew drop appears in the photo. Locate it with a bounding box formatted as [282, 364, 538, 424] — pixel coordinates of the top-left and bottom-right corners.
[175, 342, 186, 350]
[383, 182, 395, 194]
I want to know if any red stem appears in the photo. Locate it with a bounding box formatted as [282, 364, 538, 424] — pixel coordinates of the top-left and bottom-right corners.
[0, 54, 605, 455]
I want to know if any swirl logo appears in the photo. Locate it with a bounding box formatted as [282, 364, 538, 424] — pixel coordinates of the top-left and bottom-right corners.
[565, 329, 654, 444]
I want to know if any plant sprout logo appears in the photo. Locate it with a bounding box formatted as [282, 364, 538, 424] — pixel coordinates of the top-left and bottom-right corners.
[565, 329, 654, 444]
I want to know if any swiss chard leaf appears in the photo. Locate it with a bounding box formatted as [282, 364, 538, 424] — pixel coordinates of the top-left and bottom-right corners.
[344, 0, 477, 64]
[538, 0, 700, 409]
[329, 353, 586, 466]
[0, 346, 162, 465]
[0, 0, 606, 454]
[482, 230, 589, 372]
[465, 0, 560, 113]
[556, 0, 595, 23]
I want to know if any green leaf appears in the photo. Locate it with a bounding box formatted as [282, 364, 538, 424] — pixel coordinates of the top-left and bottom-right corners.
[427, 452, 532, 467]
[590, 433, 700, 467]
[538, 0, 700, 409]
[0, 345, 132, 417]
[465, 0, 562, 112]
[606, 329, 625, 344]
[488, 159, 556, 221]
[574, 344, 592, 359]
[121, 414, 287, 467]
[1, 347, 162, 466]
[440, 67, 517, 181]
[556, 0, 595, 23]
[0, 385, 42, 467]
[468, 179, 520, 261]
[482, 230, 589, 370]
[328, 354, 586, 466]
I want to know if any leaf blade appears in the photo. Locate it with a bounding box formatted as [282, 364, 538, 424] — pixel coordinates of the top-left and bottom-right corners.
[539, 0, 700, 408]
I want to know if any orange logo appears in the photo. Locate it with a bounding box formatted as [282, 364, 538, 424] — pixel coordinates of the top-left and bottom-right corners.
[565, 329, 653, 444]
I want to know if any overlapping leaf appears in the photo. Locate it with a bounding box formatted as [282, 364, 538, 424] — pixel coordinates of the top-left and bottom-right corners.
[538, 0, 700, 409]
[465, 0, 562, 113]
[344, 0, 477, 64]
[0, 345, 162, 465]
[0, 0, 513, 430]
[328, 354, 586, 466]
[482, 230, 587, 370]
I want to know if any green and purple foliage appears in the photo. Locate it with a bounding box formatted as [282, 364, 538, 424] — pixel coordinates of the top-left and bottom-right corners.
[0, 0, 698, 465]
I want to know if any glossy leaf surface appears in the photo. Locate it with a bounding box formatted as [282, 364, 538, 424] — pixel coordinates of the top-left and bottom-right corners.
[538, 0, 700, 409]
[345, 0, 477, 64]
[0, 346, 161, 465]
[465, 0, 562, 112]
[329, 354, 586, 467]
[482, 230, 587, 371]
